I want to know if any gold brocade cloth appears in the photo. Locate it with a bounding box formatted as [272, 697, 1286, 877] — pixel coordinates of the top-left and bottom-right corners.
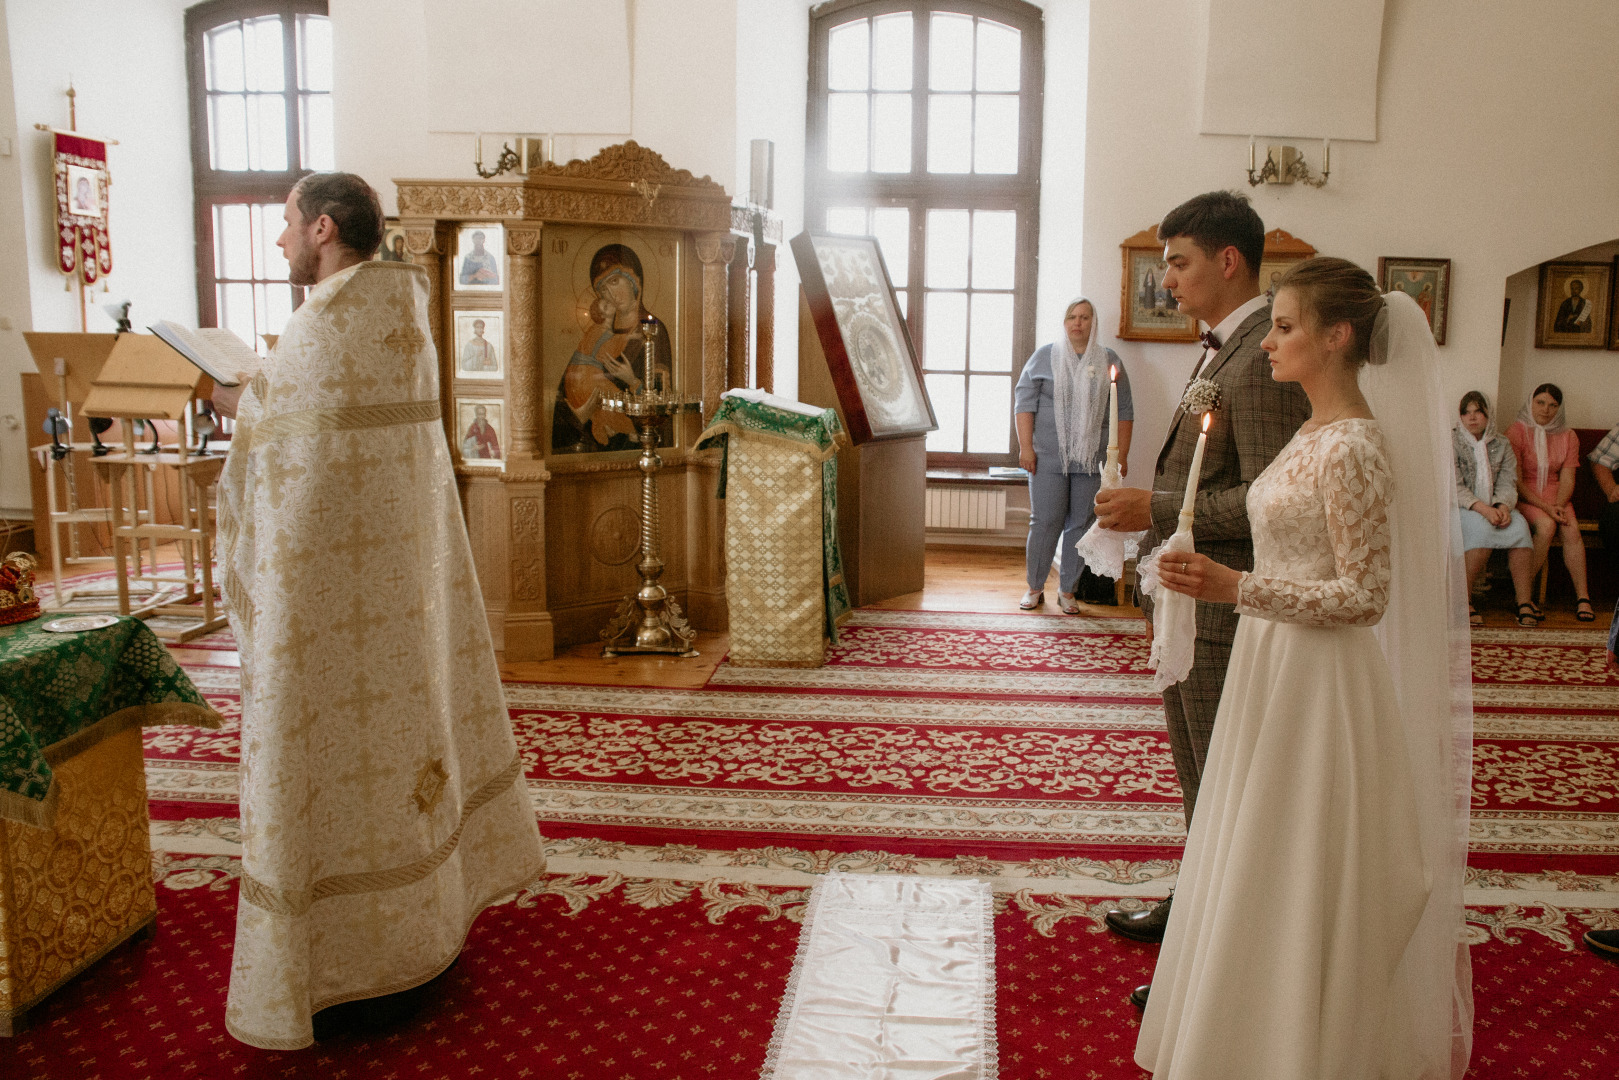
[216, 262, 545, 1050]
[699, 396, 851, 667]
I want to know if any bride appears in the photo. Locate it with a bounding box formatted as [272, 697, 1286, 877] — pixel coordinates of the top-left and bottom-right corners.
[1134, 258, 1474, 1078]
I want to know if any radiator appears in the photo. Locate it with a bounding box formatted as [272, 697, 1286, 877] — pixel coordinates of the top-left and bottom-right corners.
[925, 486, 1008, 531]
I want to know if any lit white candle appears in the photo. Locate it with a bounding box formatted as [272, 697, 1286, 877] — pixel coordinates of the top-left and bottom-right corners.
[475, 132, 483, 168]
[1248, 137, 1255, 171]
[1180, 412, 1212, 519]
[1323, 138, 1331, 174]
[1105, 364, 1120, 472]
[1108, 365, 1119, 449]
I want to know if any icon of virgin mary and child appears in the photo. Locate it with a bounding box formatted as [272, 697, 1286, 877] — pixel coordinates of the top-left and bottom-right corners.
[551, 243, 673, 453]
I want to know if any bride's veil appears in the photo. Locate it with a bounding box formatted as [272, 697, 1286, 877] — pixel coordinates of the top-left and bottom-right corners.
[1361, 289, 1475, 1078]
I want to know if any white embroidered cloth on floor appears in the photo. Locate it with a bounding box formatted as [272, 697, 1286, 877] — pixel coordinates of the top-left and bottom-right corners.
[762, 872, 998, 1080]
[1072, 460, 1146, 581]
[216, 261, 545, 1050]
[1138, 526, 1197, 691]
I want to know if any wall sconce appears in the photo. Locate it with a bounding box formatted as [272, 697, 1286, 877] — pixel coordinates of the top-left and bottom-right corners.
[473, 132, 522, 178]
[1247, 138, 1330, 188]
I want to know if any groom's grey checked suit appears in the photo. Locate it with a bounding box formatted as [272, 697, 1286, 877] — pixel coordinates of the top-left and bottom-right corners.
[1137, 304, 1310, 825]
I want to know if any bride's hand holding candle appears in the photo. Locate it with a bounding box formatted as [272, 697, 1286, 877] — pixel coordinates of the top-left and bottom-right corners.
[1158, 552, 1241, 604]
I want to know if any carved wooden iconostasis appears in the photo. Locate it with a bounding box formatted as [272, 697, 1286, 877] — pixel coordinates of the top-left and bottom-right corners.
[395, 142, 780, 659]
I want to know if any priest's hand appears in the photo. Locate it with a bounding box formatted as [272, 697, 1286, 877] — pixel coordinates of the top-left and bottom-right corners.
[1094, 486, 1152, 532]
[211, 375, 249, 419]
[1158, 552, 1240, 605]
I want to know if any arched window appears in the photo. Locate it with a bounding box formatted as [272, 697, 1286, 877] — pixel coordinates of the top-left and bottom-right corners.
[808, 0, 1043, 464]
[185, 0, 332, 346]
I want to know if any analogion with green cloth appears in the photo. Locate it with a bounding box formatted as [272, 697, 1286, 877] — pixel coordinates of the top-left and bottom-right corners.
[0, 615, 221, 828]
[698, 391, 852, 667]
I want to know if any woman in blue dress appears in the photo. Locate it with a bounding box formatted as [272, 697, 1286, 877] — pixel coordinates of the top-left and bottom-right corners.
[1014, 297, 1133, 613]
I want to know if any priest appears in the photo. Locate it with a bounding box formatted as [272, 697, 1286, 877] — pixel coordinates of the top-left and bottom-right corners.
[212, 172, 544, 1049]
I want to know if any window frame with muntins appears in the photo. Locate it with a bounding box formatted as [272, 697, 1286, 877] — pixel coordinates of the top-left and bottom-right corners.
[808, 0, 1044, 468]
[184, 0, 331, 341]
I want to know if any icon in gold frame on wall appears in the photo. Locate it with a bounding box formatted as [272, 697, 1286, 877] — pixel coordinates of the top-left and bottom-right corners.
[1377, 257, 1451, 345]
[1256, 229, 1317, 307]
[1608, 256, 1619, 351]
[1117, 227, 1198, 342]
[1535, 260, 1611, 349]
[456, 397, 505, 465]
[454, 224, 504, 292]
[454, 311, 503, 379]
[543, 228, 680, 455]
[377, 220, 408, 263]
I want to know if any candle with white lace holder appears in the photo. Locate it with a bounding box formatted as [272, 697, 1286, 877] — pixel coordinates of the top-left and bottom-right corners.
[1179, 412, 1212, 521]
[1071, 364, 1144, 584]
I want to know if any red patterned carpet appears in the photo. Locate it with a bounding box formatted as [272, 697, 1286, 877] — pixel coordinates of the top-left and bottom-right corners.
[6, 603, 1618, 1076]
[8, 867, 1618, 1079]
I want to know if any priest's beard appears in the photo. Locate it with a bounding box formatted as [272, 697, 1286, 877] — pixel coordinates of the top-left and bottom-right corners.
[288, 246, 319, 287]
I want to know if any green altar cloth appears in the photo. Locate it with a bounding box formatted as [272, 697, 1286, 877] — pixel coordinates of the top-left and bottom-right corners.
[0, 615, 221, 828]
[699, 394, 852, 664]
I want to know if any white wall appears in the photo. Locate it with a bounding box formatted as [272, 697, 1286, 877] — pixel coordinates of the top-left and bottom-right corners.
[633, 0, 738, 193]
[0, 1, 31, 515]
[1499, 239, 1619, 430]
[331, 0, 801, 393]
[1078, 0, 1619, 479]
[0, 0, 196, 516]
[332, 0, 744, 211]
[736, 0, 809, 396]
[1033, 0, 1089, 355]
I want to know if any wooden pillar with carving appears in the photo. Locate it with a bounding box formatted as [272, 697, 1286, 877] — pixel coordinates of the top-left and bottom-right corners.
[755, 243, 775, 393]
[498, 225, 554, 661]
[505, 228, 542, 457]
[696, 233, 734, 420]
[727, 235, 752, 390]
[403, 223, 451, 427]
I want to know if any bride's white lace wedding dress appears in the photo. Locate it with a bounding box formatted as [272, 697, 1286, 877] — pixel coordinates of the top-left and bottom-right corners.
[1135, 417, 1436, 1078]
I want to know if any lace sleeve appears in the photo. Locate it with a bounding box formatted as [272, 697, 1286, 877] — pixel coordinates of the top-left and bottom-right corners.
[1236, 433, 1392, 625]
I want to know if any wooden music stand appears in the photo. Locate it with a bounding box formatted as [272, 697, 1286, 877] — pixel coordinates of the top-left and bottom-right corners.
[22, 332, 170, 610]
[81, 336, 226, 642]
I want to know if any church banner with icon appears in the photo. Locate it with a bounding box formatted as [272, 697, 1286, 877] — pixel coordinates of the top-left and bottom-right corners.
[52, 130, 112, 284]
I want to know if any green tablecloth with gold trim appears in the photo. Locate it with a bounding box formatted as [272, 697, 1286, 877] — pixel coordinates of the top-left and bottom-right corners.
[0, 614, 221, 828]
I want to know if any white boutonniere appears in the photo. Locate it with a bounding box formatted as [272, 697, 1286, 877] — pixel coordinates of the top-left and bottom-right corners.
[1180, 378, 1221, 415]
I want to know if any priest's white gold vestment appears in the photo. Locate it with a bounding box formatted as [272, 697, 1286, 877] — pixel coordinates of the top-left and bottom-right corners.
[217, 260, 544, 1049]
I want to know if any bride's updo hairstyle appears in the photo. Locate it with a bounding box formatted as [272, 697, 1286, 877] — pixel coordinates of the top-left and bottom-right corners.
[1274, 256, 1383, 367]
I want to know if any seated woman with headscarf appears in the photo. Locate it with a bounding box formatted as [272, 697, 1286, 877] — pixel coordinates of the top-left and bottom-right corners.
[1506, 382, 1595, 621]
[551, 243, 672, 453]
[1014, 297, 1132, 614]
[1454, 391, 1534, 627]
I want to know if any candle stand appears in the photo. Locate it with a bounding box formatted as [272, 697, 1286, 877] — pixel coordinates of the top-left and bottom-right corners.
[599, 321, 702, 658]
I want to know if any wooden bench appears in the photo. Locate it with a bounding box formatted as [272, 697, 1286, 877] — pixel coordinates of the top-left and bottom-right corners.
[1535, 427, 1610, 606]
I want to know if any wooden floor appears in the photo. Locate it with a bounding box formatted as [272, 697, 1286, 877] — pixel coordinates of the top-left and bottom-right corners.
[48, 543, 1613, 688]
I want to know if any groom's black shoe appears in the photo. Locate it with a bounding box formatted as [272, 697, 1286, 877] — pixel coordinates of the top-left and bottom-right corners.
[1129, 984, 1150, 1009]
[1105, 895, 1172, 943]
[1585, 929, 1619, 960]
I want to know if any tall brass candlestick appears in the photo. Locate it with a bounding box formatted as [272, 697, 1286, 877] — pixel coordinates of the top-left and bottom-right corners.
[599, 317, 700, 657]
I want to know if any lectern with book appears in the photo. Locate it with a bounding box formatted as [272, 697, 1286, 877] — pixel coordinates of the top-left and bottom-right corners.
[69, 325, 258, 641]
[22, 332, 167, 611]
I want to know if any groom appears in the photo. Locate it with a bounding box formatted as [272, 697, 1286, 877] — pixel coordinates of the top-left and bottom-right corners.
[1093, 191, 1310, 953]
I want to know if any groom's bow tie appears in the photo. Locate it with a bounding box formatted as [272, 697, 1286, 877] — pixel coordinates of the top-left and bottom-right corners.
[1199, 330, 1222, 351]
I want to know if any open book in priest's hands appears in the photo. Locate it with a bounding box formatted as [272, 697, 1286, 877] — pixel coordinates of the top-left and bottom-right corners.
[149, 321, 263, 386]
